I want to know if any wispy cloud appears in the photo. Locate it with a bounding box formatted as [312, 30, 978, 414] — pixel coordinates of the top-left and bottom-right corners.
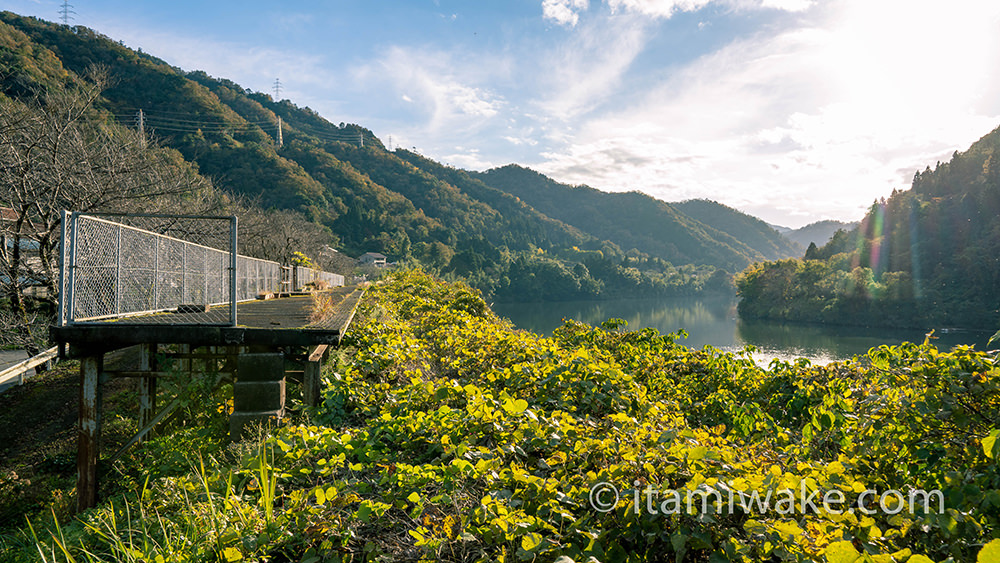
[533, 0, 1000, 226]
[534, 15, 651, 121]
[543, 0, 814, 26]
[353, 46, 506, 134]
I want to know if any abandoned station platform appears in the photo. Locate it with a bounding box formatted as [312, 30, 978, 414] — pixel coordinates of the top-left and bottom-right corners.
[50, 212, 362, 511]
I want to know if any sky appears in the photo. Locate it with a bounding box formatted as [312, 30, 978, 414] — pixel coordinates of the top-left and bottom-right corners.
[6, 0, 1000, 228]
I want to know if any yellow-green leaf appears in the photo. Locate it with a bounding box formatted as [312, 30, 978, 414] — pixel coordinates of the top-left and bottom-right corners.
[824, 540, 860, 563]
[521, 532, 543, 552]
[983, 429, 1000, 460]
[979, 539, 1000, 562]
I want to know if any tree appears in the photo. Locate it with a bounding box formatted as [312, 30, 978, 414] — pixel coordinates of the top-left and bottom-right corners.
[236, 205, 336, 266]
[0, 66, 211, 354]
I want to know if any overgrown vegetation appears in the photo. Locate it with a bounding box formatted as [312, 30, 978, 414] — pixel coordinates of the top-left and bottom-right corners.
[4, 271, 997, 562]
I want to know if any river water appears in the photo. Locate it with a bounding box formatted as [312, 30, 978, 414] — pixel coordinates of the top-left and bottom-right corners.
[493, 295, 995, 366]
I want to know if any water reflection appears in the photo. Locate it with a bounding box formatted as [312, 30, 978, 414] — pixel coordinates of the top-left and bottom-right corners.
[493, 297, 994, 365]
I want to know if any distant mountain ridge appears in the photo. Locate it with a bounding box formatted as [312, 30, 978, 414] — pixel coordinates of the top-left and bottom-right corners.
[1, 11, 801, 300]
[780, 220, 858, 249]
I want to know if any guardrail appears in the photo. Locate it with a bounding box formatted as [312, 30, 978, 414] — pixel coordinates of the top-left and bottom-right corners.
[59, 212, 284, 326]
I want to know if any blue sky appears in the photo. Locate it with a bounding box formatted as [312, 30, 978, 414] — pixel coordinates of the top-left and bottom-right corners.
[6, 0, 1000, 227]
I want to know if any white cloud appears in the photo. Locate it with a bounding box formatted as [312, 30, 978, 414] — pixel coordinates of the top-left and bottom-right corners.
[606, 0, 714, 17]
[758, 0, 813, 11]
[542, 0, 590, 26]
[550, 0, 816, 21]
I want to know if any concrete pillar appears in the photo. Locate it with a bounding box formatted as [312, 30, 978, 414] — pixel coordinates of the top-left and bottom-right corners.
[231, 352, 285, 440]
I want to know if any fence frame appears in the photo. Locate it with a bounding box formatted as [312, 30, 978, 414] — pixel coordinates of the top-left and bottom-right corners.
[59, 212, 282, 327]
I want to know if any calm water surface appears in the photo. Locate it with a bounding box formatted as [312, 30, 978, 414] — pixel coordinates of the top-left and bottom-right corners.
[493, 296, 995, 366]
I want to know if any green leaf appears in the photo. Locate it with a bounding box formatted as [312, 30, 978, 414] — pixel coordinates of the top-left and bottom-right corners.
[989, 329, 1000, 348]
[222, 546, 244, 562]
[407, 491, 421, 503]
[980, 538, 1000, 562]
[908, 556, 935, 563]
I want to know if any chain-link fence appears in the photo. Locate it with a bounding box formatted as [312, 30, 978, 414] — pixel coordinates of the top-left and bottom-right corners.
[58, 212, 281, 326]
[292, 265, 344, 291]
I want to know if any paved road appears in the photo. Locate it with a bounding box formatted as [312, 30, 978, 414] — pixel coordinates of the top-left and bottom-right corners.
[0, 349, 31, 394]
[0, 349, 29, 370]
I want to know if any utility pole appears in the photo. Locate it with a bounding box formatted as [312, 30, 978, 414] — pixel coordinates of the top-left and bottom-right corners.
[276, 116, 283, 149]
[273, 78, 282, 101]
[59, 1, 75, 25]
[136, 109, 146, 149]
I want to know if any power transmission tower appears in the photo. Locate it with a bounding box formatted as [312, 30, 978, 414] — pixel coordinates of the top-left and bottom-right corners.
[273, 78, 282, 101]
[59, 1, 75, 25]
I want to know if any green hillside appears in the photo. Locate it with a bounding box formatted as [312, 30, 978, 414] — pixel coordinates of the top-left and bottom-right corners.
[671, 198, 803, 260]
[1, 11, 797, 302]
[473, 165, 799, 272]
[737, 124, 1000, 329]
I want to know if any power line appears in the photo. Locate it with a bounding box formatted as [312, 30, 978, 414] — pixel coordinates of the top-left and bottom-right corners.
[110, 109, 366, 148]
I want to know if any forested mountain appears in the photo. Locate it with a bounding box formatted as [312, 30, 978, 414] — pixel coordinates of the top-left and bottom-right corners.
[1, 11, 797, 302]
[472, 166, 798, 271]
[738, 124, 1000, 329]
[670, 198, 802, 260]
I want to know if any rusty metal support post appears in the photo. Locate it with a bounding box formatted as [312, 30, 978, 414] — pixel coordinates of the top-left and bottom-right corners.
[138, 343, 157, 444]
[77, 353, 104, 512]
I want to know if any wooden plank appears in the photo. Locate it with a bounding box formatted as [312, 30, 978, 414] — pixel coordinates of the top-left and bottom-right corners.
[307, 344, 330, 363]
[77, 354, 104, 512]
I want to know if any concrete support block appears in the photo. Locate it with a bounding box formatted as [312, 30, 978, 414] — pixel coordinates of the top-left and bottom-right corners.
[233, 380, 286, 412]
[231, 352, 285, 440]
[236, 353, 285, 382]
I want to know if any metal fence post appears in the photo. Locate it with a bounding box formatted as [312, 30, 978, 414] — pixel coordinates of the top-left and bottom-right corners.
[230, 216, 238, 326]
[57, 210, 68, 327]
[153, 237, 159, 310]
[115, 224, 122, 316]
[181, 243, 187, 304]
[66, 212, 79, 325]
